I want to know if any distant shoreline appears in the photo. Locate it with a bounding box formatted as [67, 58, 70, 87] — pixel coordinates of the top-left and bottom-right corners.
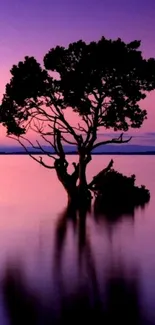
[1, 152, 155, 156]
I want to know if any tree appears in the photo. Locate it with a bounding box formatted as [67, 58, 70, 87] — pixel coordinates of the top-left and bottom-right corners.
[0, 37, 155, 206]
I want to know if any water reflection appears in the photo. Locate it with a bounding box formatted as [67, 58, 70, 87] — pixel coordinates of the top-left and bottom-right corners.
[94, 197, 149, 221]
[2, 205, 150, 325]
[3, 266, 39, 325]
[2, 259, 143, 325]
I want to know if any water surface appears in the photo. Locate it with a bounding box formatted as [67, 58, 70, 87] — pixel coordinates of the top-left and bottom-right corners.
[0, 155, 154, 324]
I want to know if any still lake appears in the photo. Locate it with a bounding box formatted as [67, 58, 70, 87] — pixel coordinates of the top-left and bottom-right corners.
[0, 155, 155, 324]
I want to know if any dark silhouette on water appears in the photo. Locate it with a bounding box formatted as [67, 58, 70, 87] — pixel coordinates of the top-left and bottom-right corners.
[2, 206, 148, 324]
[2, 267, 39, 325]
[1, 37, 155, 206]
[3, 265, 143, 325]
[91, 159, 150, 218]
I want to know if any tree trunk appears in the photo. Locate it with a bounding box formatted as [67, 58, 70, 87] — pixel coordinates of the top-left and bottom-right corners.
[79, 156, 87, 190]
[66, 183, 91, 209]
[54, 159, 78, 206]
[55, 167, 78, 204]
[78, 153, 91, 205]
[54, 155, 91, 209]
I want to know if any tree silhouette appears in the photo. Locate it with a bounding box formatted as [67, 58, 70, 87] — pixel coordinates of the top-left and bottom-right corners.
[1, 37, 155, 204]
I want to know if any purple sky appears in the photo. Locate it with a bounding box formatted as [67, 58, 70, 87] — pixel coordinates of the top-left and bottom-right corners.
[0, 0, 155, 144]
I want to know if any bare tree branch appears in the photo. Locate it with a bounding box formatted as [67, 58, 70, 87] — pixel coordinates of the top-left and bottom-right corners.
[7, 135, 55, 169]
[41, 134, 55, 148]
[92, 133, 132, 150]
[61, 134, 77, 146]
[77, 123, 87, 133]
[36, 140, 56, 159]
[53, 105, 81, 144]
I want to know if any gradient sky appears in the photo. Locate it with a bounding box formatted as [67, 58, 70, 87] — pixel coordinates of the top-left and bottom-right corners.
[0, 0, 155, 145]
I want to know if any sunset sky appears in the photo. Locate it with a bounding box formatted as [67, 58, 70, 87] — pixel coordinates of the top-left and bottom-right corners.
[0, 0, 155, 145]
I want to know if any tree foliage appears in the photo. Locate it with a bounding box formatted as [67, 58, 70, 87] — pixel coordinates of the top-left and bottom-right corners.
[1, 37, 155, 143]
[0, 36, 155, 200]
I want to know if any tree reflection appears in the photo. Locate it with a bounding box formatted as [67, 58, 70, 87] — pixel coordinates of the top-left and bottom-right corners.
[2, 266, 38, 325]
[2, 262, 144, 325]
[104, 264, 142, 325]
[94, 199, 149, 221]
[2, 205, 148, 325]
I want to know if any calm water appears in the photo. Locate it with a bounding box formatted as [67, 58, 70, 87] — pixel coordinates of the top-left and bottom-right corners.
[0, 155, 155, 324]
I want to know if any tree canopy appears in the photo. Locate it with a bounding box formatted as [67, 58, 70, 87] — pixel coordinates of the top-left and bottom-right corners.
[1, 37, 155, 146]
[0, 36, 155, 202]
